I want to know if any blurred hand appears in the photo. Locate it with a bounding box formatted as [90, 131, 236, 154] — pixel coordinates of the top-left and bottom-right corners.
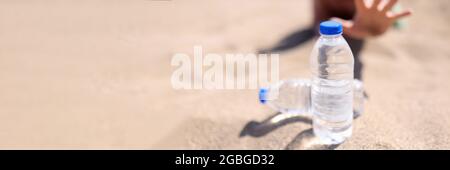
[333, 0, 412, 39]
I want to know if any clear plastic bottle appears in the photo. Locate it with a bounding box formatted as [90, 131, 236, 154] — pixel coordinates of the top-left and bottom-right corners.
[258, 79, 364, 118]
[259, 79, 311, 116]
[310, 21, 354, 144]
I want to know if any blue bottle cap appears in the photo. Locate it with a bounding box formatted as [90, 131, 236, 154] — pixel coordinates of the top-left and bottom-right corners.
[320, 21, 343, 35]
[259, 88, 268, 104]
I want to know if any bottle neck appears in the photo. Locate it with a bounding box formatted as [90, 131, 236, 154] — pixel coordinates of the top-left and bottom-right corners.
[320, 33, 342, 38]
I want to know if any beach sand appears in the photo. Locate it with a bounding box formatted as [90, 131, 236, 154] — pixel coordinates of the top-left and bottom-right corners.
[0, 0, 449, 149]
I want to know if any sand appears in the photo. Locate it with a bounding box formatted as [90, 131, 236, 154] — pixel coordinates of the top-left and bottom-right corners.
[0, 0, 449, 149]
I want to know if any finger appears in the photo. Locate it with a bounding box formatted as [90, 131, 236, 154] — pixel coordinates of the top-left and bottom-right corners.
[390, 9, 412, 20]
[382, 0, 398, 13]
[331, 17, 354, 29]
[354, 0, 368, 11]
[332, 17, 367, 39]
[371, 0, 382, 10]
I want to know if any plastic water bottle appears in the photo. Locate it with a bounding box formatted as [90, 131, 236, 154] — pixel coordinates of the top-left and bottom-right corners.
[310, 21, 354, 144]
[259, 79, 311, 116]
[258, 79, 365, 117]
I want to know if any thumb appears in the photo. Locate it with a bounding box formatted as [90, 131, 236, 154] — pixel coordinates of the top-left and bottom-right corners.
[331, 17, 365, 39]
[331, 17, 353, 30]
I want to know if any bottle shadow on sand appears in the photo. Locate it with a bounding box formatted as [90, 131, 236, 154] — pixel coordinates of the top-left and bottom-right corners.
[239, 112, 311, 138]
[257, 27, 315, 54]
[239, 112, 342, 150]
[284, 129, 340, 150]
